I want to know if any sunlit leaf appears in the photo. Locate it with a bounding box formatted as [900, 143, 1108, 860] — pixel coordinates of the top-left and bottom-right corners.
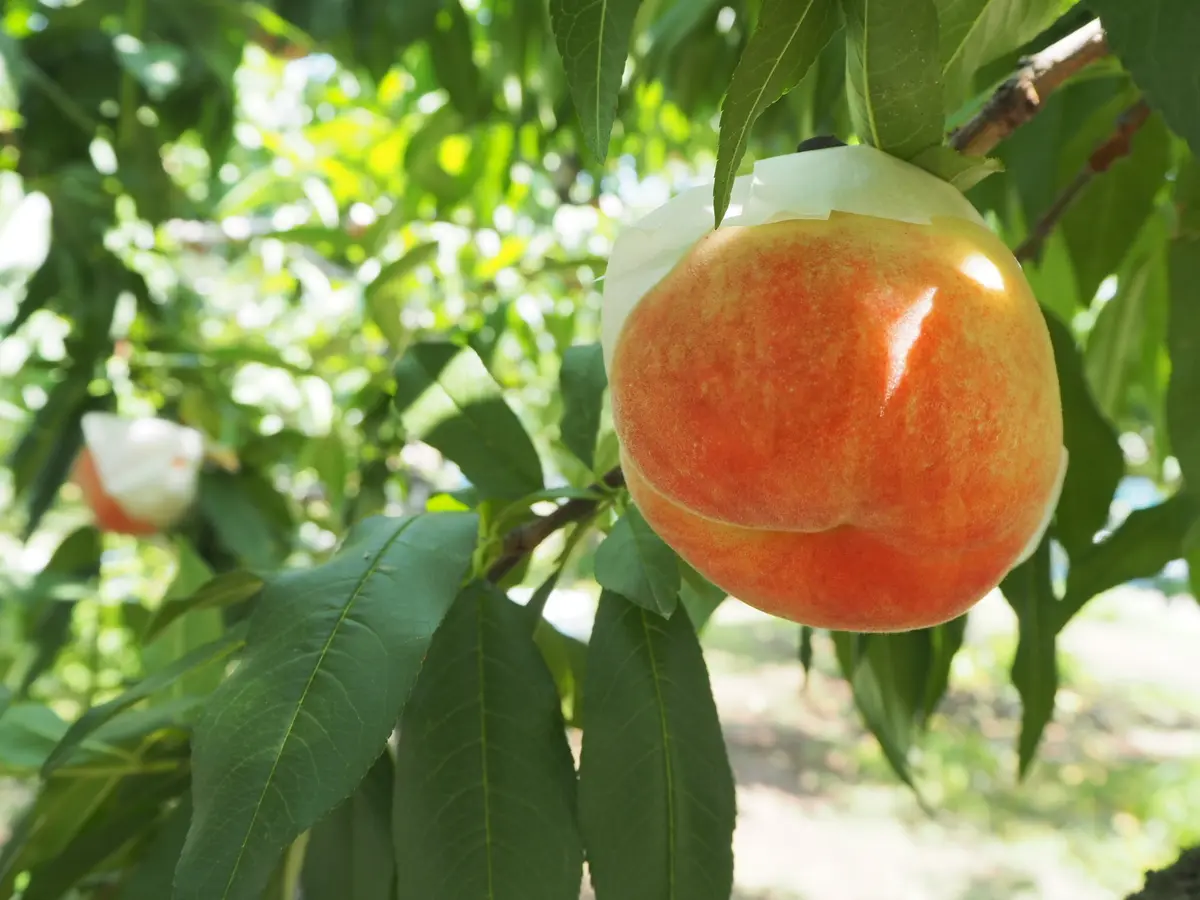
[935, 0, 1065, 109]
[840, 0, 944, 158]
[550, 0, 647, 160]
[713, 0, 838, 224]
[394, 341, 544, 501]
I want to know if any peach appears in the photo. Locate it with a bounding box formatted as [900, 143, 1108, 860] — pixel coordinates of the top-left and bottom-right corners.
[601, 146, 1066, 632]
[71, 413, 206, 536]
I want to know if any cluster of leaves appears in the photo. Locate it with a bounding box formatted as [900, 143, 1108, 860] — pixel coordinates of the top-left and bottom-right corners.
[0, 0, 1197, 898]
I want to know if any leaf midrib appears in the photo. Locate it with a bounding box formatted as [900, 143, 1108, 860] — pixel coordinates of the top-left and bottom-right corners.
[642, 610, 677, 899]
[723, 0, 824, 195]
[218, 517, 417, 900]
[477, 593, 497, 900]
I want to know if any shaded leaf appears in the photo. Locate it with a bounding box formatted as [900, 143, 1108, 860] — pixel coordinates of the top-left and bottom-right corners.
[42, 627, 245, 778]
[558, 342, 608, 469]
[117, 794, 193, 900]
[1000, 538, 1058, 778]
[579, 593, 736, 900]
[935, 0, 1065, 109]
[550, 0, 646, 160]
[1041, 307, 1124, 557]
[1089, 0, 1200, 155]
[713, 0, 838, 224]
[144, 569, 265, 641]
[1167, 200, 1200, 488]
[1062, 111, 1170, 306]
[394, 582, 583, 900]
[678, 561, 727, 633]
[594, 506, 681, 616]
[840, 0, 944, 159]
[22, 768, 190, 900]
[302, 752, 395, 900]
[831, 630, 928, 788]
[394, 341, 544, 501]
[533, 618, 588, 728]
[430, 1, 489, 120]
[196, 469, 293, 571]
[173, 512, 479, 900]
[1061, 494, 1200, 625]
[1085, 213, 1169, 421]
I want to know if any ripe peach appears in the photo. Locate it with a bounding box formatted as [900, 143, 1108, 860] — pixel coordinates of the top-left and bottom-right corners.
[601, 146, 1066, 632]
[71, 413, 205, 536]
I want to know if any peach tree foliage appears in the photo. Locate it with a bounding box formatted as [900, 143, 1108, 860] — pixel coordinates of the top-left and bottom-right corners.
[0, 0, 1196, 899]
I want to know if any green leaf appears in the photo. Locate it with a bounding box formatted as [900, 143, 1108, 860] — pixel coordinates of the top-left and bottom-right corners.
[144, 569, 265, 641]
[533, 618, 589, 728]
[363, 242, 438, 354]
[558, 342, 608, 469]
[1061, 493, 1200, 625]
[394, 341, 544, 501]
[1000, 538, 1058, 778]
[142, 540, 227, 702]
[678, 561, 727, 633]
[393, 581, 583, 900]
[594, 506, 681, 616]
[41, 628, 245, 778]
[1088, 0, 1200, 155]
[579, 593, 736, 900]
[831, 630, 929, 788]
[173, 512, 479, 900]
[302, 752, 395, 900]
[550, 0, 647, 160]
[920, 615, 967, 725]
[1167, 218, 1200, 489]
[117, 794, 193, 900]
[196, 470, 293, 571]
[798, 626, 815, 684]
[909, 144, 1003, 191]
[22, 769, 190, 900]
[430, 1, 489, 120]
[1085, 213, 1169, 421]
[1041, 307, 1124, 558]
[1062, 111, 1170, 306]
[840, 0, 944, 159]
[935, 0, 1065, 109]
[713, 0, 839, 224]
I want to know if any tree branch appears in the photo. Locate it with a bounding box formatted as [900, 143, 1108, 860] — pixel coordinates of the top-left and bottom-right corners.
[950, 19, 1109, 156]
[1012, 99, 1152, 264]
[485, 467, 626, 583]
[485, 21, 1117, 585]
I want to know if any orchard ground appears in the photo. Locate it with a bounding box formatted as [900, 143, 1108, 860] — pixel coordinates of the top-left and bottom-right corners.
[552, 583, 1200, 900]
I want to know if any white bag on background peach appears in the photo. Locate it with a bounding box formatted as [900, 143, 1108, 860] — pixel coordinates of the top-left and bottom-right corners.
[71, 413, 206, 536]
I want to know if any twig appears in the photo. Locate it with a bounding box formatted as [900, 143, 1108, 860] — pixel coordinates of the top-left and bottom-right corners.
[485, 467, 625, 583]
[950, 19, 1109, 156]
[484, 22, 1117, 586]
[1012, 100, 1152, 264]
